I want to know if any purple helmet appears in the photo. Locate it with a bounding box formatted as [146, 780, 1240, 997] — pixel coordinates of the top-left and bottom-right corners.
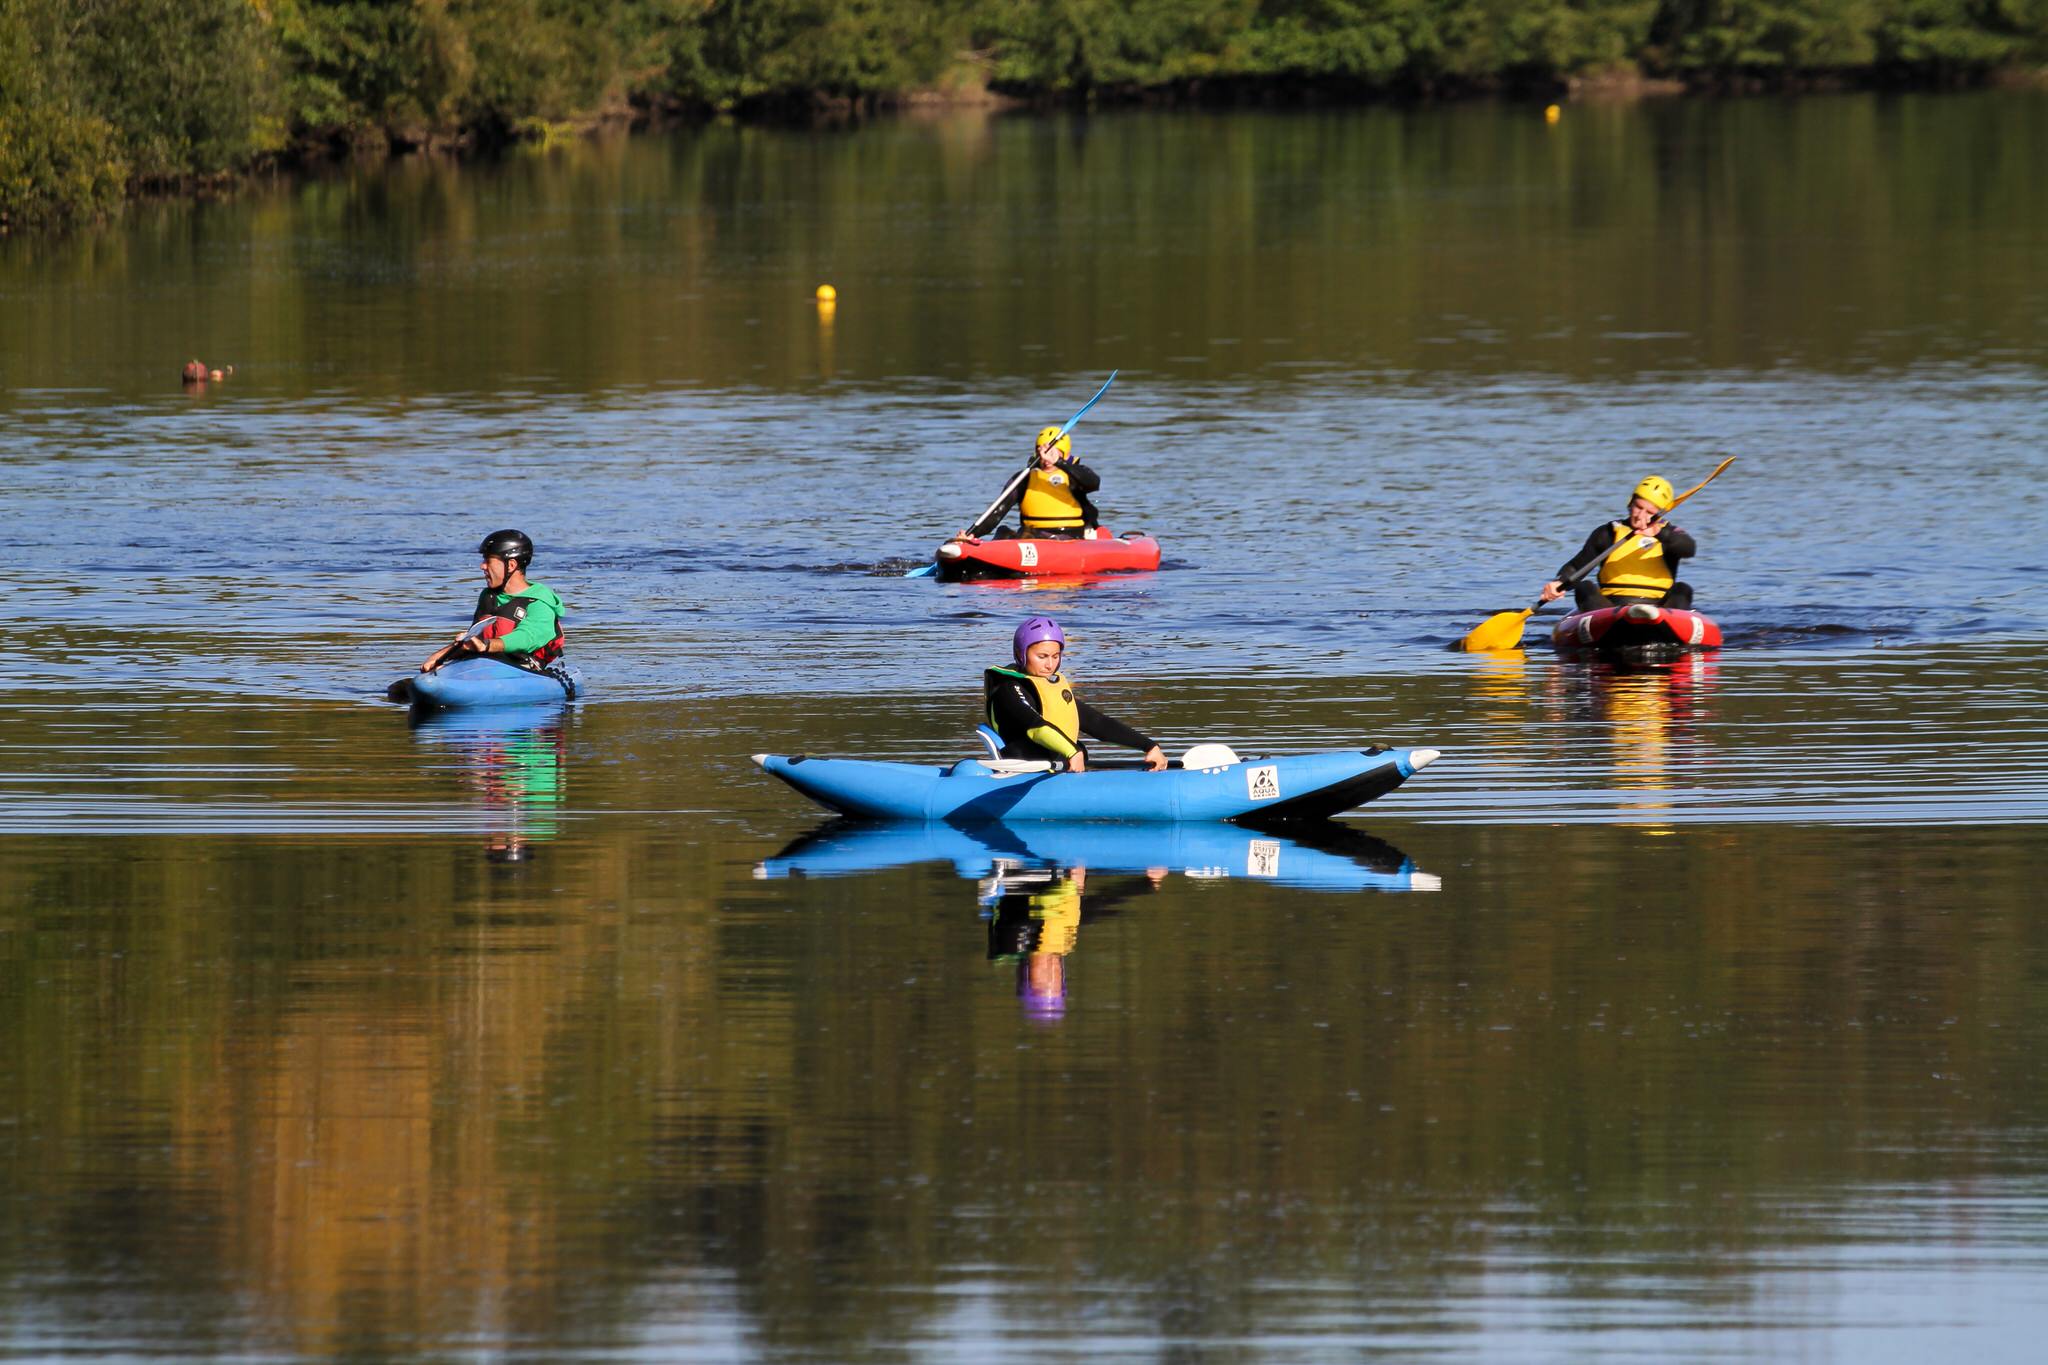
[1018, 963, 1068, 1020]
[1013, 615, 1066, 663]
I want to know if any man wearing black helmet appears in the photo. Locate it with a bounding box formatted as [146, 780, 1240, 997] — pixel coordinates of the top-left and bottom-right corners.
[419, 530, 567, 675]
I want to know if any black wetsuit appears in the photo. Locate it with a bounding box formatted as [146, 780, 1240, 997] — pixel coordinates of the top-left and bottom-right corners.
[1558, 522, 1697, 612]
[984, 875, 1158, 958]
[964, 460, 1102, 540]
[984, 670, 1156, 766]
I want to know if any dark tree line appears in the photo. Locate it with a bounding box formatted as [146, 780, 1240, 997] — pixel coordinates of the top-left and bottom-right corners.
[5, 0, 2044, 228]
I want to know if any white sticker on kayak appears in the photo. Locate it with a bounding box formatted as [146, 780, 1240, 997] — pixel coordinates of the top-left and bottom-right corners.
[1018, 543, 1039, 567]
[1246, 764, 1280, 801]
[1247, 839, 1281, 878]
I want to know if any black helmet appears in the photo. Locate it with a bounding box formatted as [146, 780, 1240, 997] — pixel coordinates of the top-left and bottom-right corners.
[478, 529, 533, 567]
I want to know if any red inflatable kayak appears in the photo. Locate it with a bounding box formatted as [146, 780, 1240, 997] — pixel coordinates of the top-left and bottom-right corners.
[931, 530, 1161, 581]
[1552, 602, 1723, 658]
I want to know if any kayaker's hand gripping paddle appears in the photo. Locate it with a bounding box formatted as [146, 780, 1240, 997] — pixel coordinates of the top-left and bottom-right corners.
[1457, 456, 1736, 652]
[905, 371, 1119, 578]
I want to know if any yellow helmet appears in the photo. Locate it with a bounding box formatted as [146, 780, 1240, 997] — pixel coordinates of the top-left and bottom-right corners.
[1035, 425, 1071, 458]
[1632, 475, 1675, 511]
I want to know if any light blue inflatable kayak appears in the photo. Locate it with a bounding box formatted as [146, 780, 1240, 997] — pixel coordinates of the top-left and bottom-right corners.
[752, 746, 1438, 824]
[395, 656, 579, 711]
[755, 820, 1440, 892]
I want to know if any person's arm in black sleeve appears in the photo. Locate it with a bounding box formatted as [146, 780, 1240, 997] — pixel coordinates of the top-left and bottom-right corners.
[1656, 522, 1696, 563]
[1558, 524, 1616, 585]
[1062, 460, 1100, 495]
[962, 470, 1027, 539]
[1076, 701, 1154, 754]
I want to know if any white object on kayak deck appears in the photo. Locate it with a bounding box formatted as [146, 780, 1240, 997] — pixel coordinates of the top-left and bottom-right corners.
[1181, 743, 1242, 771]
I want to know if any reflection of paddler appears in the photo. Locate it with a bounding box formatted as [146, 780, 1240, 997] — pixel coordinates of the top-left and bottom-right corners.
[1588, 653, 1719, 825]
[984, 863, 1082, 1018]
[983, 865, 1084, 958]
[1599, 668, 1674, 796]
[476, 727, 565, 841]
[1538, 476, 1699, 613]
[1468, 649, 1530, 736]
[429, 712, 567, 859]
[981, 863, 1166, 1018]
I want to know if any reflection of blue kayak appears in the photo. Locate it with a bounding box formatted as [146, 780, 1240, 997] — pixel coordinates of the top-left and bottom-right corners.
[755, 820, 1440, 892]
[392, 656, 578, 711]
[408, 702, 569, 739]
[753, 747, 1438, 823]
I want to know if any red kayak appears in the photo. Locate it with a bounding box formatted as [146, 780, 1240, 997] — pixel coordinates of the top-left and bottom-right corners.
[932, 530, 1161, 582]
[1552, 602, 1722, 658]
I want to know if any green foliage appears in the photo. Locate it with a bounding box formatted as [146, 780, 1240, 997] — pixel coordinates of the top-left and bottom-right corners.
[1871, 0, 2043, 72]
[269, 1, 439, 134]
[1253, 0, 1666, 84]
[0, 104, 129, 229]
[969, 0, 1259, 90]
[668, 0, 972, 107]
[73, 0, 286, 181]
[1649, 0, 1878, 71]
[5, 0, 2048, 232]
[458, 0, 622, 126]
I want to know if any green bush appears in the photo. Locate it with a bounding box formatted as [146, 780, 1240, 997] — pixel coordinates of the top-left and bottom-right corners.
[669, 0, 972, 107]
[74, 0, 286, 181]
[1872, 0, 2041, 74]
[7, 0, 2048, 233]
[0, 104, 129, 229]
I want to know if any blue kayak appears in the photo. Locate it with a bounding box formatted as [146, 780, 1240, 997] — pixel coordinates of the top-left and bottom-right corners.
[394, 656, 579, 711]
[755, 820, 1440, 893]
[752, 747, 1438, 824]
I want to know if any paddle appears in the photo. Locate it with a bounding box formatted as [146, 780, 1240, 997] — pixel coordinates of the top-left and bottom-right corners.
[1457, 456, 1736, 652]
[905, 370, 1119, 577]
[391, 618, 497, 698]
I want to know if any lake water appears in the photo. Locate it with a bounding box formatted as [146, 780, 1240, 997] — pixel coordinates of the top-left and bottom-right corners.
[3, 92, 2047, 1361]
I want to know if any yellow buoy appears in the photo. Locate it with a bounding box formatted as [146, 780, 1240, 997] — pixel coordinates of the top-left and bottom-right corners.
[1544, 104, 1561, 124]
[815, 284, 837, 302]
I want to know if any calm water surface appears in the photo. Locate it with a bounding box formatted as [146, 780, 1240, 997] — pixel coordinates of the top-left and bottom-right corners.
[3, 93, 2048, 1361]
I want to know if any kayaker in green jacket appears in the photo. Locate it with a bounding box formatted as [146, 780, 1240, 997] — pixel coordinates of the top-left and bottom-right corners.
[984, 616, 1166, 772]
[420, 529, 567, 674]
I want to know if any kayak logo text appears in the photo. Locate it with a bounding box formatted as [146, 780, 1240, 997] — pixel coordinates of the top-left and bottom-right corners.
[1246, 765, 1281, 801]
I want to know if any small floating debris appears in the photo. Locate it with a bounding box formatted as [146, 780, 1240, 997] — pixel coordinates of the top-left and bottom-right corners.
[180, 359, 234, 389]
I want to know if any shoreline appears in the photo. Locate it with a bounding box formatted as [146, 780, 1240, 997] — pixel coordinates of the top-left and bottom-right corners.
[4, 63, 2043, 238]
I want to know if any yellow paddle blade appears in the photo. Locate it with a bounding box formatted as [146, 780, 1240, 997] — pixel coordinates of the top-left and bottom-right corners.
[1458, 607, 1536, 652]
[1669, 455, 1736, 509]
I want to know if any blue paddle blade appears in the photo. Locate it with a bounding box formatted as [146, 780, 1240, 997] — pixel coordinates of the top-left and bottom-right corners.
[1054, 369, 1116, 438]
[904, 563, 938, 578]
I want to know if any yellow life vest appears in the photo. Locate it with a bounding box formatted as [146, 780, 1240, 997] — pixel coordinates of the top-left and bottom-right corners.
[1019, 464, 1086, 530]
[1599, 523, 1674, 599]
[1027, 882, 1082, 955]
[986, 665, 1081, 755]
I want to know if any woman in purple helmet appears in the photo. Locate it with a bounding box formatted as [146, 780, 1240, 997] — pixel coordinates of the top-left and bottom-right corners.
[983, 616, 1167, 772]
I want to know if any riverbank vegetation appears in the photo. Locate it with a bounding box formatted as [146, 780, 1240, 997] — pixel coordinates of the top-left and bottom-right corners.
[4, 0, 2044, 230]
